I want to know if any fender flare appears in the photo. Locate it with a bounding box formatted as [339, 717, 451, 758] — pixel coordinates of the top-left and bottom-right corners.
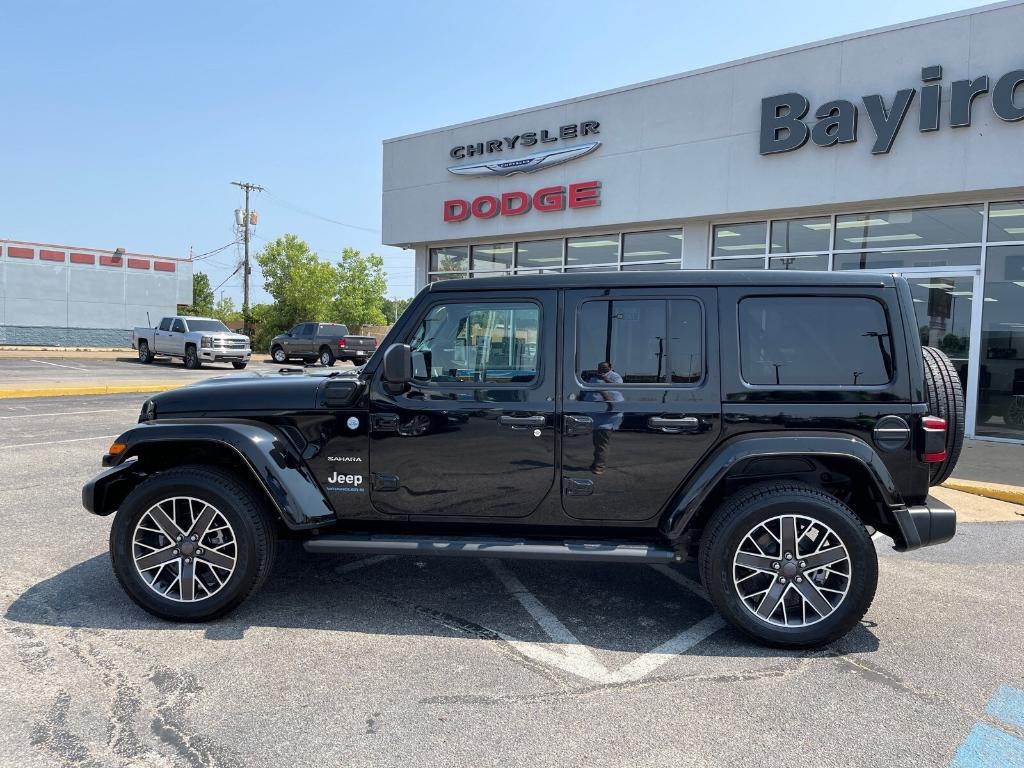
[82, 421, 336, 529]
[659, 432, 903, 540]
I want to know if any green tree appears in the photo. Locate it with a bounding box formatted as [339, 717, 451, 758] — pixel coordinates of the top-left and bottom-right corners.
[334, 248, 388, 329]
[255, 234, 338, 329]
[211, 296, 241, 325]
[180, 272, 215, 316]
[382, 296, 413, 324]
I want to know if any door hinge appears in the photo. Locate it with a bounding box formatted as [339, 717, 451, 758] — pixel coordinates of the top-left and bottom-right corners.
[371, 414, 400, 432]
[373, 473, 400, 491]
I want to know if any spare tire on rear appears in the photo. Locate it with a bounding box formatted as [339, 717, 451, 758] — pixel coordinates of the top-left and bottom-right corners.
[922, 346, 965, 486]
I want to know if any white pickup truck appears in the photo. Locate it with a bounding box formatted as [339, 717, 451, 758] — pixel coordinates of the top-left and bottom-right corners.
[133, 316, 252, 369]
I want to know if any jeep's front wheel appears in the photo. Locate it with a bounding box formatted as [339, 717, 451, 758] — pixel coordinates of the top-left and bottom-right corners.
[109, 465, 277, 621]
[699, 482, 877, 649]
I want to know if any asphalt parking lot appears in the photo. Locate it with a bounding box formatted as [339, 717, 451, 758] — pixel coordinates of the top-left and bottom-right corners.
[1, 394, 1023, 767]
[0, 356, 328, 389]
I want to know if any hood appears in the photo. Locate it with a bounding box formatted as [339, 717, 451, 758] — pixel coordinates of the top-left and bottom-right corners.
[149, 370, 357, 415]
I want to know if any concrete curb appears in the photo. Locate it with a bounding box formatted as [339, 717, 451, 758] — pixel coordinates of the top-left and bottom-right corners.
[943, 479, 1024, 507]
[0, 383, 181, 400]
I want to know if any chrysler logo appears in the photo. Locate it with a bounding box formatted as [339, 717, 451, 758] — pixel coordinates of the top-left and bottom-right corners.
[447, 141, 601, 177]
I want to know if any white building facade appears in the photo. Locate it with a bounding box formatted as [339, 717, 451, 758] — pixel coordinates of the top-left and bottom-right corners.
[382, 1, 1024, 442]
[0, 240, 193, 347]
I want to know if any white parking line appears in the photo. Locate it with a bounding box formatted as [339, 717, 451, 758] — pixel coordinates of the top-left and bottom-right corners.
[0, 409, 137, 420]
[0, 434, 116, 450]
[29, 359, 89, 371]
[485, 559, 724, 684]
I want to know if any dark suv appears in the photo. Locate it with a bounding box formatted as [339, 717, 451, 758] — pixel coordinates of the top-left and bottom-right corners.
[84, 272, 963, 648]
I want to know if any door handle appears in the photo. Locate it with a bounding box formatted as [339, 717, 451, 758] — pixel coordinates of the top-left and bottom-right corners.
[648, 416, 701, 433]
[498, 415, 546, 427]
[564, 415, 593, 435]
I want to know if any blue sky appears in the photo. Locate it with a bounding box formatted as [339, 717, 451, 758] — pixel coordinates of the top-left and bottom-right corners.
[0, 0, 986, 300]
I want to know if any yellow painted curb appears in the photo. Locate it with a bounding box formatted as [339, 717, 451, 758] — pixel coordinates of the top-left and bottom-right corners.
[0, 383, 182, 399]
[942, 478, 1024, 507]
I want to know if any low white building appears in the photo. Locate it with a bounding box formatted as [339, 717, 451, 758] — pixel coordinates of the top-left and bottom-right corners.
[381, 1, 1024, 443]
[0, 239, 193, 346]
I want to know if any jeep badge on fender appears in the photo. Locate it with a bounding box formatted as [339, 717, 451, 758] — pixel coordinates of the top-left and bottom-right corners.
[84, 270, 960, 648]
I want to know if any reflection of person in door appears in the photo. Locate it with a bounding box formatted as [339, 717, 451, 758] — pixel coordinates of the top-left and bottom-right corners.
[583, 361, 624, 474]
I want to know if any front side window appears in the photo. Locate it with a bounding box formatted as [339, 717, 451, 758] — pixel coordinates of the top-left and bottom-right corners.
[576, 299, 703, 385]
[409, 302, 539, 384]
[171, 319, 186, 333]
[738, 296, 894, 386]
[158, 318, 172, 331]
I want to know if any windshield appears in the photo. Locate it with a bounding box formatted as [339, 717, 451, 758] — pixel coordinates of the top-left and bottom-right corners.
[186, 319, 231, 333]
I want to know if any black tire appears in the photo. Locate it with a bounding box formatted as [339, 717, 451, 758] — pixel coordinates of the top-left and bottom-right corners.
[922, 346, 965, 486]
[109, 465, 277, 621]
[319, 347, 336, 367]
[353, 356, 367, 366]
[183, 344, 201, 369]
[271, 346, 288, 364]
[698, 481, 878, 649]
[232, 361, 247, 369]
[138, 340, 154, 364]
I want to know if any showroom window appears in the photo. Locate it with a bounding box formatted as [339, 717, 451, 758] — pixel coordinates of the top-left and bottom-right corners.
[471, 243, 513, 275]
[710, 204, 986, 271]
[566, 235, 619, 269]
[621, 229, 682, 271]
[977, 242, 1024, 439]
[427, 229, 684, 281]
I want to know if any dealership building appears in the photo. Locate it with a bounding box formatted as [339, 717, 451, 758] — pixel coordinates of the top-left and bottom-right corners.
[381, 1, 1024, 443]
[0, 239, 193, 347]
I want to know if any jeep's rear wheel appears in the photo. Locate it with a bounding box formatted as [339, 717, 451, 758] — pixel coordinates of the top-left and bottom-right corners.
[109, 465, 277, 621]
[699, 482, 877, 649]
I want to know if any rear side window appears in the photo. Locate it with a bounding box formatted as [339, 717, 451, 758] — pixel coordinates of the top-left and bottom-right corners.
[738, 296, 894, 386]
[297, 324, 315, 338]
[576, 299, 703, 385]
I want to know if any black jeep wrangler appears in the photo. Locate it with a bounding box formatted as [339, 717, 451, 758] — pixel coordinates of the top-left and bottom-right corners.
[83, 271, 963, 648]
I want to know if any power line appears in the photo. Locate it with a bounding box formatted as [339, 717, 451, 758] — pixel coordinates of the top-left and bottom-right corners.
[213, 264, 242, 293]
[262, 190, 380, 234]
[191, 240, 240, 261]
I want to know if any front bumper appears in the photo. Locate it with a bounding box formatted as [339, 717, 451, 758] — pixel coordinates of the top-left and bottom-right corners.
[200, 347, 251, 362]
[892, 495, 956, 551]
[83, 460, 140, 516]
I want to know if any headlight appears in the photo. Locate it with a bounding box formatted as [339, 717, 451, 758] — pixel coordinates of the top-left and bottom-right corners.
[139, 399, 157, 423]
[201, 336, 214, 348]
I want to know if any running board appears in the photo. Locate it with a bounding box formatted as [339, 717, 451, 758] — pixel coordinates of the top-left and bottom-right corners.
[303, 534, 677, 563]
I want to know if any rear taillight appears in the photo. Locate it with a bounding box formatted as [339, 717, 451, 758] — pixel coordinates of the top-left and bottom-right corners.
[338, 338, 347, 348]
[921, 415, 947, 462]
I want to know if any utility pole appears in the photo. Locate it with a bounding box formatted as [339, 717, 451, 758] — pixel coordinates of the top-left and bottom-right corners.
[230, 181, 264, 337]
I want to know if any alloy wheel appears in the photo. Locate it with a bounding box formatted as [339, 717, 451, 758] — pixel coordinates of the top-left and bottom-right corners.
[132, 496, 238, 602]
[320, 350, 331, 366]
[273, 348, 286, 363]
[732, 514, 851, 627]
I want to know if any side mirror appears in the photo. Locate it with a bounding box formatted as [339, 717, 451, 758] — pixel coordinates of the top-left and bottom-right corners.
[382, 343, 412, 385]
